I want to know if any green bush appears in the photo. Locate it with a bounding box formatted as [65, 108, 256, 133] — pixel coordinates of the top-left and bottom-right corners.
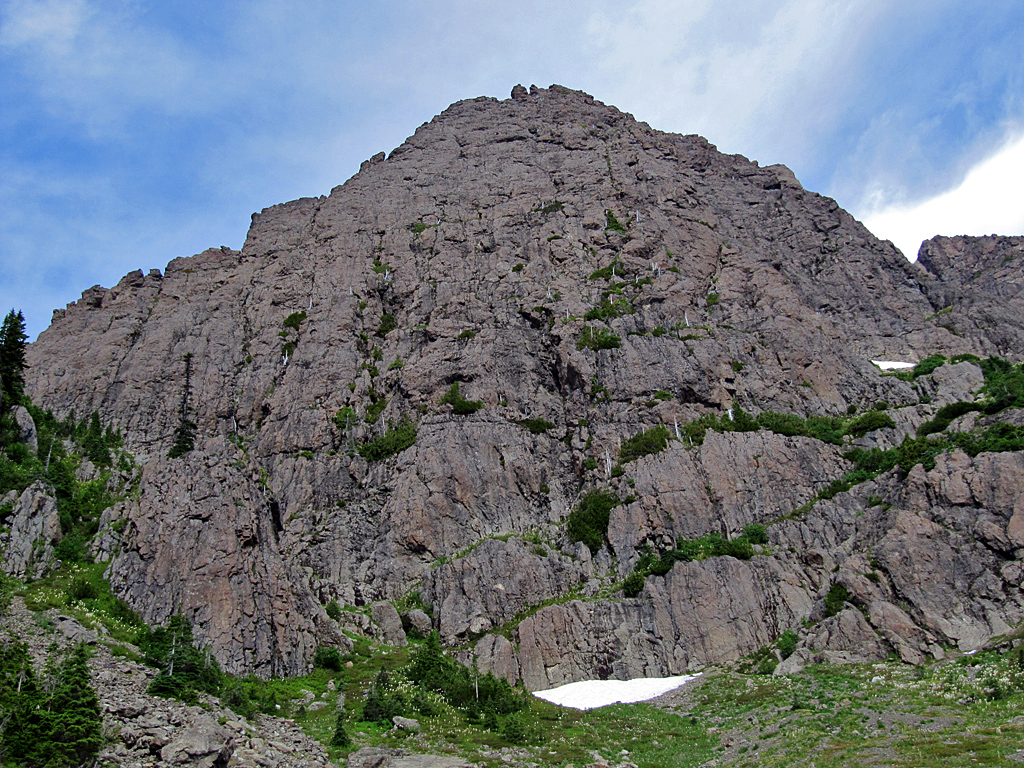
[325, 600, 342, 621]
[918, 400, 981, 437]
[518, 418, 555, 434]
[741, 523, 769, 545]
[912, 354, 947, 378]
[605, 210, 626, 234]
[405, 633, 523, 714]
[824, 583, 850, 617]
[365, 395, 387, 424]
[66, 575, 99, 601]
[167, 418, 197, 459]
[619, 424, 670, 464]
[577, 326, 621, 351]
[313, 646, 343, 672]
[282, 311, 307, 332]
[566, 489, 619, 554]
[440, 382, 484, 415]
[358, 419, 417, 461]
[588, 261, 619, 280]
[844, 410, 895, 437]
[330, 711, 352, 747]
[138, 615, 223, 702]
[980, 357, 1024, 412]
[376, 313, 397, 336]
[585, 296, 634, 321]
[777, 629, 799, 660]
[622, 571, 646, 598]
[0, 643, 103, 768]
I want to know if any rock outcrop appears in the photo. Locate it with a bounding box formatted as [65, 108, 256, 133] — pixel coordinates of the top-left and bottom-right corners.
[23, 85, 1024, 683]
[1, 481, 62, 579]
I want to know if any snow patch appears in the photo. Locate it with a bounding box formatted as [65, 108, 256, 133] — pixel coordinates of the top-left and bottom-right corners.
[872, 360, 915, 370]
[533, 674, 700, 710]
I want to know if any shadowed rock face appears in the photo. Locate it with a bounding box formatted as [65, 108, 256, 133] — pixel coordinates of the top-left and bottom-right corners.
[23, 85, 1024, 682]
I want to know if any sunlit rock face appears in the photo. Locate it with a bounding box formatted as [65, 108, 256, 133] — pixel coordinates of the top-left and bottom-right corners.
[24, 85, 1024, 683]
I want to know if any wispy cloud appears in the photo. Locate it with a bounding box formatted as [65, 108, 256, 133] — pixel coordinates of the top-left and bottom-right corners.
[860, 130, 1024, 259]
[581, 0, 889, 167]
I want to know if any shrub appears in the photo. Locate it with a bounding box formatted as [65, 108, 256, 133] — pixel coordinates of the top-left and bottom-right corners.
[566, 489, 619, 554]
[458, 329, 477, 340]
[167, 418, 197, 459]
[440, 382, 483, 415]
[282, 311, 307, 332]
[331, 712, 352, 747]
[619, 424, 671, 464]
[66, 575, 99, 601]
[777, 629, 799, 660]
[741, 523, 768, 545]
[405, 633, 523, 714]
[585, 296, 634, 321]
[824, 583, 850, 617]
[583, 457, 598, 470]
[588, 261, 619, 280]
[376, 313, 397, 336]
[979, 357, 1024, 412]
[501, 712, 528, 743]
[912, 354, 947, 378]
[577, 326, 621, 351]
[706, 293, 719, 307]
[844, 410, 895, 437]
[518, 418, 555, 434]
[365, 395, 387, 424]
[357, 419, 417, 461]
[325, 600, 342, 621]
[313, 646, 343, 672]
[622, 571, 646, 598]
[918, 400, 981, 437]
[137, 615, 223, 702]
[605, 210, 626, 234]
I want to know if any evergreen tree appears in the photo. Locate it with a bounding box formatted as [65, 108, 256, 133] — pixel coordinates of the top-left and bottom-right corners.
[43, 645, 103, 767]
[330, 710, 352, 747]
[0, 640, 45, 762]
[0, 309, 28, 413]
[0, 642, 102, 768]
[82, 411, 112, 466]
[168, 353, 197, 458]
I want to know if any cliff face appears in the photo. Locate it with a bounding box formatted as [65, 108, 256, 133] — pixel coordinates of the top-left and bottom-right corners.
[22, 85, 1024, 683]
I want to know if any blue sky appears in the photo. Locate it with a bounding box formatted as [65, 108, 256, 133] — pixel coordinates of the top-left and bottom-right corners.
[2, 0, 1023, 338]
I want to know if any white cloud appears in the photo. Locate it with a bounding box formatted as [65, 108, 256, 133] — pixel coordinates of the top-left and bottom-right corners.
[0, 0, 90, 55]
[0, 0, 212, 131]
[860, 131, 1024, 259]
[581, 0, 891, 163]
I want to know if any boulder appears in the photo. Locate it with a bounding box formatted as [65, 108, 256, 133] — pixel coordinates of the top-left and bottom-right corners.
[160, 715, 233, 767]
[13, 406, 37, 454]
[371, 601, 408, 647]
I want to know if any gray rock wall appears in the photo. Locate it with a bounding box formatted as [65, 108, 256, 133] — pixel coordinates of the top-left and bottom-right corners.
[23, 85, 1024, 681]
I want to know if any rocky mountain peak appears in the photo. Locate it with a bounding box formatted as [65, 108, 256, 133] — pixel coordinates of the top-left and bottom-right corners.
[15, 85, 1024, 687]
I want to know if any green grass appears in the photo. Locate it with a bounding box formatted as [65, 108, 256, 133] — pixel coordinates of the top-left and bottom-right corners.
[309, 632, 1024, 768]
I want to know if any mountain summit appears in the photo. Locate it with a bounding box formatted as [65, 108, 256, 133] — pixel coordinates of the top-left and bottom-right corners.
[18, 85, 1024, 686]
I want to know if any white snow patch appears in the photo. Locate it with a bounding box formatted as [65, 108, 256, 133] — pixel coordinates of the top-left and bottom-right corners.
[533, 674, 700, 710]
[872, 360, 915, 370]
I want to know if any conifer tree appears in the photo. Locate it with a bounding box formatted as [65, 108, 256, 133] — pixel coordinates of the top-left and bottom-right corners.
[83, 411, 112, 466]
[44, 644, 103, 767]
[0, 309, 28, 413]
